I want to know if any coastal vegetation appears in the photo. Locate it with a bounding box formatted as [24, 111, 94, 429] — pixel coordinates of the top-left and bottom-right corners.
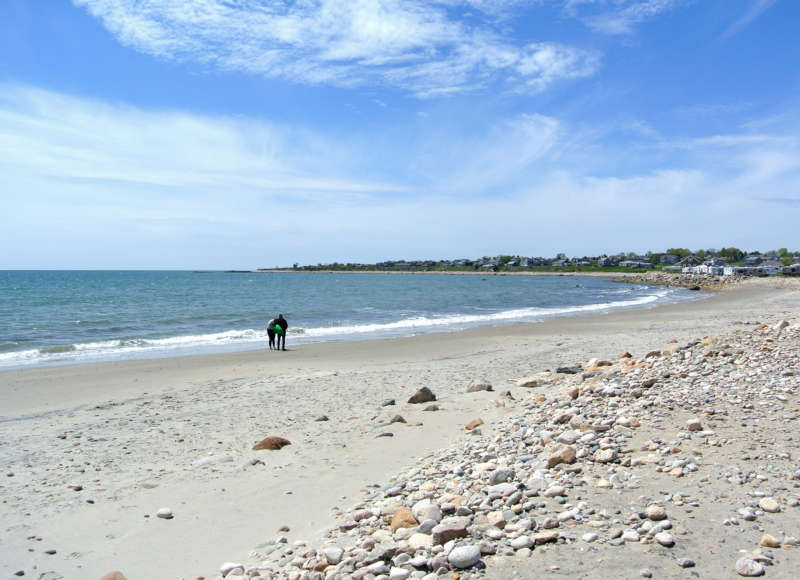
[261, 247, 800, 274]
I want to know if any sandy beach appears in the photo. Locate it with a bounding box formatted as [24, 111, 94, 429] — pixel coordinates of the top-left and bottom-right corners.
[1, 278, 799, 579]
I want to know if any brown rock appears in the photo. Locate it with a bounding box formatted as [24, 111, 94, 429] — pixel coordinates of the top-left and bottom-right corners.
[547, 445, 576, 469]
[465, 418, 484, 430]
[408, 387, 436, 404]
[100, 573, 128, 580]
[619, 351, 632, 359]
[566, 386, 579, 399]
[534, 531, 560, 544]
[432, 517, 470, 545]
[644, 350, 661, 358]
[391, 506, 418, 531]
[252, 436, 291, 451]
[760, 534, 781, 548]
[641, 378, 658, 388]
[390, 415, 407, 423]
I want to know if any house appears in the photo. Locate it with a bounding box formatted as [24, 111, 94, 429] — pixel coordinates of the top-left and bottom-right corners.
[552, 259, 570, 267]
[744, 255, 763, 266]
[783, 264, 800, 275]
[620, 260, 654, 269]
[660, 254, 680, 264]
[597, 256, 616, 267]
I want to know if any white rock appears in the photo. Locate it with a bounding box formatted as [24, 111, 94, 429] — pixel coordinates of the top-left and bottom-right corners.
[156, 507, 173, 519]
[735, 558, 765, 577]
[448, 545, 481, 568]
[582, 532, 598, 543]
[654, 532, 675, 547]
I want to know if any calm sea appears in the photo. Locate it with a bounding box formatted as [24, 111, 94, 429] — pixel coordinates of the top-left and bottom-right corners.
[0, 271, 702, 369]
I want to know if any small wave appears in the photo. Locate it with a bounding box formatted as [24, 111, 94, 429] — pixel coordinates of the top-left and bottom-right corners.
[39, 345, 77, 354]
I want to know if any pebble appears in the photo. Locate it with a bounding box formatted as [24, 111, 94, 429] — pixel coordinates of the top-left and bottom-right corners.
[156, 508, 173, 519]
[447, 545, 481, 568]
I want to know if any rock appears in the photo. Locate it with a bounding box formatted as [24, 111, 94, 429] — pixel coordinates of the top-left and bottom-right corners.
[516, 376, 544, 388]
[758, 498, 781, 513]
[489, 467, 514, 484]
[391, 507, 418, 531]
[542, 485, 566, 497]
[100, 573, 127, 580]
[533, 530, 560, 544]
[413, 499, 442, 523]
[323, 546, 344, 565]
[432, 517, 469, 545]
[220, 563, 244, 577]
[408, 387, 436, 404]
[686, 418, 703, 431]
[448, 545, 481, 569]
[547, 445, 576, 469]
[556, 366, 581, 374]
[677, 559, 695, 568]
[156, 508, 173, 519]
[654, 532, 675, 547]
[466, 382, 493, 392]
[422, 404, 439, 411]
[389, 567, 411, 580]
[593, 448, 617, 463]
[582, 532, 598, 543]
[408, 533, 433, 549]
[382, 399, 396, 406]
[735, 558, 765, 577]
[760, 534, 781, 548]
[510, 535, 533, 549]
[390, 415, 406, 423]
[252, 436, 291, 451]
[465, 418, 484, 430]
[315, 415, 329, 421]
[566, 386, 580, 399]
[645, 505, 667, 521]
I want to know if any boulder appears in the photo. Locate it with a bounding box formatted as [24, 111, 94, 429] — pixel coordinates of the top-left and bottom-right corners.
[466, 382, 493, 393]
[408, 387, 436, 404]
[252, 436, 291, 451]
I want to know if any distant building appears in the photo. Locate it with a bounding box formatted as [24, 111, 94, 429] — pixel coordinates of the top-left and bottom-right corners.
[660, 254, 680, 264]
[620, 260, 654, 269]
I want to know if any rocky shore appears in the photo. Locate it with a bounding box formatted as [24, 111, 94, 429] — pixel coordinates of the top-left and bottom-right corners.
[215, 317, 799, 580]
[617, 271, 744, 291]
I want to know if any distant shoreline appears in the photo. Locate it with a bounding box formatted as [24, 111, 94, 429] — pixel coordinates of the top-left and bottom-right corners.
[227, 269, 630, 277]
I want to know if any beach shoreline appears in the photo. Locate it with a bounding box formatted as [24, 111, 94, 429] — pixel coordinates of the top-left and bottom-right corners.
[1, 278, 798, 579]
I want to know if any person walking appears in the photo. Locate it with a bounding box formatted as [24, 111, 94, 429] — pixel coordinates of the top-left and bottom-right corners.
[275, 313, 288, 350]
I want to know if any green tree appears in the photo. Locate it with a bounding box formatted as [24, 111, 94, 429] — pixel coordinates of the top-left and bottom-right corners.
[666, 248, 691, 258]
[718, 247, 744, 262]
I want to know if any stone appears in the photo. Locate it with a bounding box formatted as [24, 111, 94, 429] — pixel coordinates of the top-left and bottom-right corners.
[448, 545, 481, 569]
[252, 436, 291, 451]
[408, 387, 436, 404]
[389, 567, 411, 580]
[582, 532, 598, 543]
[654, 532, 675, 547]
[465, 418, 484, 430]
[391, 507, 418, 531]
[556, 366, 581, 374]
[156, 508, 173, 519]
[735, 558, 765, 577]
[315, 415, 329, 421]
[100, 573, 127, 580]
[489, 467, 514, 484]
[533, 531, 560, 544]
[431, 517, 470, 545]
[759, 534, 781, 548]
[542, 485, 566, 497]
[408, 533, 433, 549]
[593, 448, 617, 463]
[510, 535, 534, 550]
[466, 382, 493, 392]
[645, 505, 667, 521]
[758, 498, 781, 513]
[412, 499, 442, 523]
[323, 546, 344, 565]
[547, 445, 576, 469]
[686, 418, 703, 431]
[220, 563, 244, 577]
[390, 414, 406, 423]
[516, 377, 542, 388]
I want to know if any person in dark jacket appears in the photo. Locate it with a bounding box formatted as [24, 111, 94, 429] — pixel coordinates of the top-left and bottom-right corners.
[275, 314, 288, 350]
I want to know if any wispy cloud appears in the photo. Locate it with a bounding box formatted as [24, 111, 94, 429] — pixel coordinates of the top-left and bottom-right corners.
[73, 0, 600, 97]
[720, 0, 778, 40]
[565, 0, 682, 35]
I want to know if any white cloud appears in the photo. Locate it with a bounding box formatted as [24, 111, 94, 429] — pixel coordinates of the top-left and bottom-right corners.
[720, 0, 778, 40]
[73, 0, 600, 97]
[565, 0, 682, 35]
[1, 84, 798, 267]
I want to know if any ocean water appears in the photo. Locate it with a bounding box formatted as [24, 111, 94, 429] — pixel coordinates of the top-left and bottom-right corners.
[0, 271, 703, 369]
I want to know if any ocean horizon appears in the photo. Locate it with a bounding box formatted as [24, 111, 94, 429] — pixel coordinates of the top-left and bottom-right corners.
[0, 270, 705, 370]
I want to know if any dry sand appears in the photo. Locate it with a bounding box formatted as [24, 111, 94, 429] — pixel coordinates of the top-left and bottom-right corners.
[1, 278, 798, 579]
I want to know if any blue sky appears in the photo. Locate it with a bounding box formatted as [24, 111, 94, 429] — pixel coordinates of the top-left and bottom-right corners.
[1, 0, 798, 268]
